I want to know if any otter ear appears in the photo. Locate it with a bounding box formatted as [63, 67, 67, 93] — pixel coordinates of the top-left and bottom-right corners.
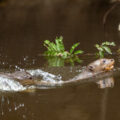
[88, 65, 95, 72]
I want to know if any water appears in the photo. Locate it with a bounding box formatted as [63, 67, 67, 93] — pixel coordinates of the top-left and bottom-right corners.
[0, 0, 120, 120]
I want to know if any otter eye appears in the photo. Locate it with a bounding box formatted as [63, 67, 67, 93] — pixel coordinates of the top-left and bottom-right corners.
[103, 60, 106, 64]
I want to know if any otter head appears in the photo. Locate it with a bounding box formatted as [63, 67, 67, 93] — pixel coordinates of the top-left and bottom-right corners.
[87, 58, 115, 73]
[12, 71, 32, 80]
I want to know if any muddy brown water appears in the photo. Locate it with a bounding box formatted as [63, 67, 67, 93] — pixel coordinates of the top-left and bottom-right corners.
[0, 0, 120, 120]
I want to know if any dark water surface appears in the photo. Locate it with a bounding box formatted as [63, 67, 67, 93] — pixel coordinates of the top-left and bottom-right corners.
[0, 0, 120, 120]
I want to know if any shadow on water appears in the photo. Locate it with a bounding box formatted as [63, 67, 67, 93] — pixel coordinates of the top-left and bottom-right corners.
[0, 0, 120, 120]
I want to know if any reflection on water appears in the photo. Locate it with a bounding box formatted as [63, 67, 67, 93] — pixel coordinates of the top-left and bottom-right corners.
[44, 56, 83, 67]
[97, 77, 114, 89]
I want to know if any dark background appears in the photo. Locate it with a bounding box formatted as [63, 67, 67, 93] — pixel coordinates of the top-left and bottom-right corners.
[0, 0, 119, 67]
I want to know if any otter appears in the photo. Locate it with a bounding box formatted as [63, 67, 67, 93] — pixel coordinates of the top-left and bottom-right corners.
[17, 58, 115, 86]
[61, 58, 114, 84]
[0, 58, 115, 87]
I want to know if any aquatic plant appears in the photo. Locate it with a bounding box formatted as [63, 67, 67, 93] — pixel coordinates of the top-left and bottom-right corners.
[43, 36, 83, 66]
[95, 41, 115, 58]
[44, 36, 83, 59]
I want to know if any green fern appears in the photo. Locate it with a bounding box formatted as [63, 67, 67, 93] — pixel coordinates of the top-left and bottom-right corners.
[44, 36, 83, 58]
[95, 41, 115, 58]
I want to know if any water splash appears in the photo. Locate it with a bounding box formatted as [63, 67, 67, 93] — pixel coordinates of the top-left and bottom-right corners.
[27, 69, 62, 84]
[0, 77, 26, 91]
[0, 69, 63, 92]
[0, 96, 25, 117]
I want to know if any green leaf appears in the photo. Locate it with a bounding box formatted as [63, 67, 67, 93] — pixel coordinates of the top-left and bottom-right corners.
[44, 44, 52, 51]
[109, 42, 116, 46]
[95, 44, 104, 51]
[95, 44, 100, 48]
[97, 47, 104, 52]
[55, 36, 65, 52]
[102, 46, 112, 54]
[102, 41, 110, 46]
[102, 41, 116, 46]
[44, 40, 50, 45]
[70, 43, 80, 54]
[49, 42, 57, 51]
[44, 40, 56, 51]
[62, 51, 69, 58]
[99, 51, 104, 58]
[55, 39, 60, 51]
[74, 50, 83, 55]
